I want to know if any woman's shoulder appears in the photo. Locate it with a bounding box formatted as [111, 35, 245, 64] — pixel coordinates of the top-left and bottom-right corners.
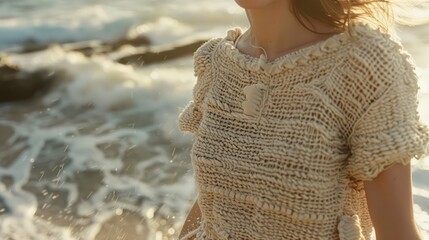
[339, 22, 420, 120]
[348, 21, 414, 70]
[346, 21, 417, 88]
[193, 37, 223, 77]
[193, 26, 252, 67]
[194, 36, 223, 60]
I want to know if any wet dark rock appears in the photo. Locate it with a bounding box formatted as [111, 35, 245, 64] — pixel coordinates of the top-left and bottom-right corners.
[62, 41, 107, 56]
[17, 43, 60, 54]
[0, 56, 64, 102]
[0, 36, 206, 103]
[15, 35, 151, 56]
[117, 40, 206, 66]
[110, 36, 150, 51]
[4, 35, 205, 67]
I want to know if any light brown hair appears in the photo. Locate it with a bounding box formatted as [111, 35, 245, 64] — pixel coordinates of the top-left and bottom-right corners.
[290, 0, 395, 35]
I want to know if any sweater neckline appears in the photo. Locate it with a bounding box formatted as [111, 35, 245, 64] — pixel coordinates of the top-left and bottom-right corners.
[219, 21, 368, 74]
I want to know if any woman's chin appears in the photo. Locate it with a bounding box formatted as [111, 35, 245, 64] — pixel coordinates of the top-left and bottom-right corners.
[234, 0, 279, 9]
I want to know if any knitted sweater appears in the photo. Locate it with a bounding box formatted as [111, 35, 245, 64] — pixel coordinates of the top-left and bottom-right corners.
[177, 21, 429, 240]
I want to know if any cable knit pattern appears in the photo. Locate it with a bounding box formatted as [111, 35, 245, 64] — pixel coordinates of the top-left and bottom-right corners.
[177, 21, 429, 240]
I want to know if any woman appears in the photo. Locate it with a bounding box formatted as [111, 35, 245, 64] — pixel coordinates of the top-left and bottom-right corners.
[177, 0, 429, 239]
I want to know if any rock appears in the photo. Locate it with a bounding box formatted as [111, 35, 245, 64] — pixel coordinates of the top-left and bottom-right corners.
[110, 36, 150, 51]
[18, 43, 60, 54]
[117, 40, 207, 66]
[0, 56, 63, 102]
[64, 36, 151, 57]
[16, 36, 151, 57]
[62, 41, 108, 56]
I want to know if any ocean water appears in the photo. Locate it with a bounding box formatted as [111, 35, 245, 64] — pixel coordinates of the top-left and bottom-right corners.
[0, 1, 428, 239]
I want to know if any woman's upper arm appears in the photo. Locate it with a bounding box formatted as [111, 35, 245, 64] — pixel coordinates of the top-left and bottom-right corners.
[177, 38, 221, 134]
[178, 199, 202, 240]
[363, 162, 423, 240]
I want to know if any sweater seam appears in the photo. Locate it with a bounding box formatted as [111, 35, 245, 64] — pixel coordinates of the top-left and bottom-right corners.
[345, 69, 406, 147]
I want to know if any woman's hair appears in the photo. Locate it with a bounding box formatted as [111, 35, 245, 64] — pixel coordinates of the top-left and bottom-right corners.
[290, 0, 426, 35]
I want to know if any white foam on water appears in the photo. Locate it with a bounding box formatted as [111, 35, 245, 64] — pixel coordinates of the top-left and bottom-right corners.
[0, 5, 139, 50]
[0, 215, 75, 240]
[8, 47, 190, 112]
[0, 0, 246, 51]
[3, 45, 199, 238]
[131, 2, 246, 46]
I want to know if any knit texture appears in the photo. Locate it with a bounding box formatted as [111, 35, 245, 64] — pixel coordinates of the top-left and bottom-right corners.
[177, 21, 429, 240]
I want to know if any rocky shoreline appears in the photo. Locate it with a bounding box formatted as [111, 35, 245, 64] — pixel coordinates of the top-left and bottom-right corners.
[0, 35, 207, 102]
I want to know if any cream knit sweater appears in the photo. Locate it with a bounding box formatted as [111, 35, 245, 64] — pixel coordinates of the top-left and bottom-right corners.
[177, 21, 429, 240]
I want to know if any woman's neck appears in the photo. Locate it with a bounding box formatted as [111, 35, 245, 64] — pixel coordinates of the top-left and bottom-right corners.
[242, 1, 337, 60]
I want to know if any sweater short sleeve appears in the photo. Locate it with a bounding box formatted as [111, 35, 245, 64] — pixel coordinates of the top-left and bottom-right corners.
[346, 51, 429, 182]
[178, 38, 219, 134]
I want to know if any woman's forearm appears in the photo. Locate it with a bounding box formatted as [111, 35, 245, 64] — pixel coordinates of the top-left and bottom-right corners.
[178, 199, 202, 240]
[363, 162, 423, 240]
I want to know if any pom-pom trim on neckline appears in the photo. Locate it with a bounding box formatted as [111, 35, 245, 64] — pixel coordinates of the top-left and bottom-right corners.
[219, 21, 383, 74]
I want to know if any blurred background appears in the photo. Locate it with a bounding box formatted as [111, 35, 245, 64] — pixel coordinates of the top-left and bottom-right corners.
[0, 0, 428, 239]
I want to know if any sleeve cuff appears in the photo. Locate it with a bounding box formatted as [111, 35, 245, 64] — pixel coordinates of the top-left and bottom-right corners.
[347, 121, 429, 181]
